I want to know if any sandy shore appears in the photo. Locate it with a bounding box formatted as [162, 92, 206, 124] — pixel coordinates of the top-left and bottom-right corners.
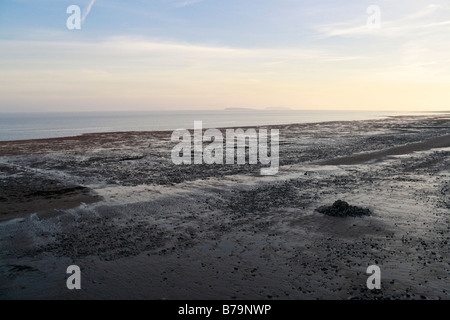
[0, 114, 449, 299]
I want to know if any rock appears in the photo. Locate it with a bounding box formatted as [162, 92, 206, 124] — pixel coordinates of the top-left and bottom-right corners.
[316, 200, 371, 217]
[332, 200, 349, 211]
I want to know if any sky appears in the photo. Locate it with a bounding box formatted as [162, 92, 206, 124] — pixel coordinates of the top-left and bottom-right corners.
[0, 0, 449, 112]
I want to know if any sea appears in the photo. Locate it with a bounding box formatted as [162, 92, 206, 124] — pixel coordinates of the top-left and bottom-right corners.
[0, 109, 441, 142]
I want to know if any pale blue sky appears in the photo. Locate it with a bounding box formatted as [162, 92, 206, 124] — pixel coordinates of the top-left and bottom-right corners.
[1, 0, 450, 112]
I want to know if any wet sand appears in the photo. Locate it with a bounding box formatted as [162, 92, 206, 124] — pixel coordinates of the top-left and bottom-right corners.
[0, 114, 449, 299]
[321, 134, 450, 165]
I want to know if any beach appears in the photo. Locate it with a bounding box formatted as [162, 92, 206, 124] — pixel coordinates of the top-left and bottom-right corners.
[0, 114, 449, 299]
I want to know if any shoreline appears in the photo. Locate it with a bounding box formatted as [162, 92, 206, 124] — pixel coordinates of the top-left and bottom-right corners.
[1, 114, 449, 222]
[1, 111, 448, 145]
[1, 113, 449, 155]
[0, 114, 449, 299]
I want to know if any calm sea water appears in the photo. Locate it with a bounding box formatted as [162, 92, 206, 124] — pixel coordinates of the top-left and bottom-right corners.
[0, 110, 434, 142]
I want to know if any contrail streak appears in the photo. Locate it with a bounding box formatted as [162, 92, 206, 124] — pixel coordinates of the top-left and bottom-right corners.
[82, 0, 96, 24]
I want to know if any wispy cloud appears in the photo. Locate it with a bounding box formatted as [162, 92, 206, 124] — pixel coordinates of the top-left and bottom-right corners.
[315, 4, 450, 38]
[82, 0, 96, 24]
[172, 0, 205, 8]
[0, 37, 367, 76]
[1, 36, 448, 112]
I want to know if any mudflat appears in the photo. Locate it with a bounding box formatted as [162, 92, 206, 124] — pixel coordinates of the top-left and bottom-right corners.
[0, 114, 449, 299]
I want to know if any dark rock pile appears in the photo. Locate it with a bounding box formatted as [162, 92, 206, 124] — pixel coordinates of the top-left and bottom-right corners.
[316, 200, 371, 217]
